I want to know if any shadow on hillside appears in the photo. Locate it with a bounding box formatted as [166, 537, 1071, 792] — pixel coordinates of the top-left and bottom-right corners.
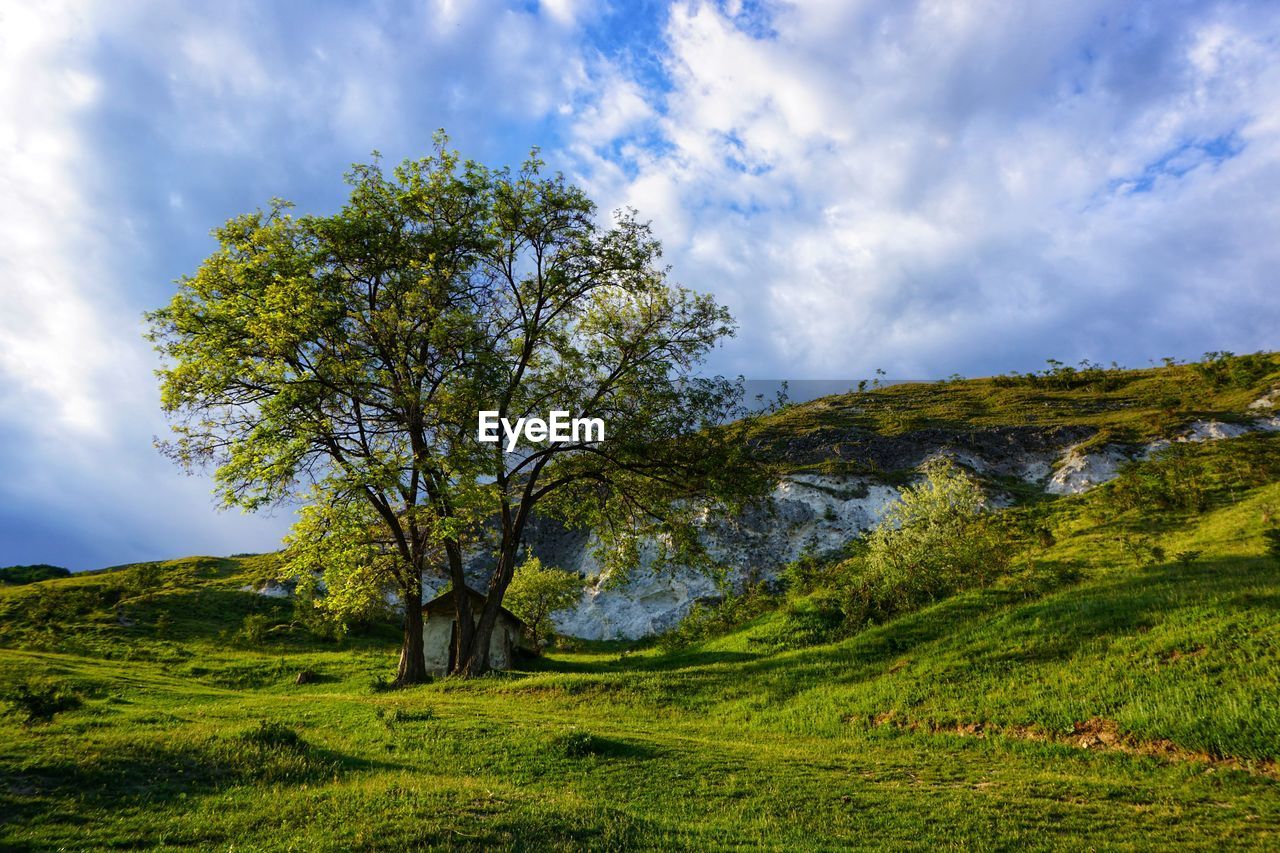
[0, 733, 397, 820]
[552, 554, 1280, 708]
[529, 649, 760, 675]
[977, 556, 1280, 666]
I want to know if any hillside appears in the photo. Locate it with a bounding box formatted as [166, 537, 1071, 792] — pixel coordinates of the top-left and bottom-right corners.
[2, 355, 1279, 849]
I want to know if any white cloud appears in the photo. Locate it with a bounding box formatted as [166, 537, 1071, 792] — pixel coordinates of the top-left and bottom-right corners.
[0, 1, 133, 436]
[0, 0, 607, 569]
[565, 0, 1280, 377]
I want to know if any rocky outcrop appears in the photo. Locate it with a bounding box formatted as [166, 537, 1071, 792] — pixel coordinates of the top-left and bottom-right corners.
[548, 475, 902, 640]
[1046, 417, 1280, 496]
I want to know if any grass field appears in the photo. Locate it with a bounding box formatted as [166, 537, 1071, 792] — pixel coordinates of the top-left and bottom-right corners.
[3, 361, 1280, 850]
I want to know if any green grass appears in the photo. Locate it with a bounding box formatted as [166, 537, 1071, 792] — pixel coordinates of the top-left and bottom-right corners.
[3, 361, 1280, 849]
[4, 477, 1279, 848]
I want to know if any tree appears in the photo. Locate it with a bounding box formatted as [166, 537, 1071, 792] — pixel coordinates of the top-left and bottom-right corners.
[504, 556, 584, 652]
[845, 458, 1009, 626]
[147, 134, 769, 681]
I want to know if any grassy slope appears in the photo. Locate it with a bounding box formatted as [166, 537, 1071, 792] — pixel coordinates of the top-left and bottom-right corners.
[2, 363, 1280, 850]
[749, 358, 1280, 469]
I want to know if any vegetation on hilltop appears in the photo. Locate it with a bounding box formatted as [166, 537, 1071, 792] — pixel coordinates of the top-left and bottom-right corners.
[749, 350, 1279, 472]
[0, 564, 70, 585]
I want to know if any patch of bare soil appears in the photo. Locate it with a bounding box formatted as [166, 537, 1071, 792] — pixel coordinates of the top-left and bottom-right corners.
[864, 711, 1278, 778]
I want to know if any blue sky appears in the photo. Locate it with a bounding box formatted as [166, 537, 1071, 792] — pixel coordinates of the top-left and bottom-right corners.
[2, 0, 1279, 570]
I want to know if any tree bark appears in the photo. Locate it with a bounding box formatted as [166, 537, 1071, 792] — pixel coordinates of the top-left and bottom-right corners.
[395, 573, 428, 685]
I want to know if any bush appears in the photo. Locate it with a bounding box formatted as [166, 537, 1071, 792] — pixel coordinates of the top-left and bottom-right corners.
[0, 564, 71, 585]
[551, 728, 603, 758]
[237, 613, 272, 646]
[239, 720, 307, 752]
[503, 556, 585, 653]
[780, 544, 862, 594]
[1264, 529, 1280, 563]
[750, 594, 844, 651]
[1191, 351, 1276, 389]
[991, 359, 1127, 392]
[3, 678, 82, 724]
[843, 459, 1011, 630]
[1100, 435, 1280, 518]
[657, 584, 778, 652]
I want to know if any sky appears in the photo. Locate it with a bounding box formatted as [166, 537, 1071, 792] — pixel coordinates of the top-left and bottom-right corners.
[2, 0, 1279, 570]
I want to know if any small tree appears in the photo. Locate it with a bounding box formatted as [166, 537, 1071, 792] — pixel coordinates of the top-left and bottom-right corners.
[147, 134, 769, 681]
[847, 459, 1007, 625]
[503, 556, 584, 652]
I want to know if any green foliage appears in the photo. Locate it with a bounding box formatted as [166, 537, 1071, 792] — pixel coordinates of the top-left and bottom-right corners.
[1098, 434, 1280, 517]
[147, 135, 771, 677]
[0, 564, 70, 585]
[3, 677, 81, 724]
[550, 728, 604, 758]
[656, 583, 778, 652]
[992, 358, 1128, 391]
[286, 499, 395, 638]
[1264, 528, 1280, 563]
[3, 461, 1280, 847]
[749, 352, 1280, 464]
[846, 459, 1012, 629]
[1174, 550, 1202, 568]
[1191, 350, 1277, 389]
[749, 593, 845, 651]
[503, 556, 585, 651]
[236, 613, 272, 647]
[239, 720, 307, 753]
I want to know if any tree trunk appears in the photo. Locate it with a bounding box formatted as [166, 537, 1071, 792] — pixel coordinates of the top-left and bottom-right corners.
[449, 583, 475, 676]
[459, 612, 494, 676]
[395, 574, 428, 685]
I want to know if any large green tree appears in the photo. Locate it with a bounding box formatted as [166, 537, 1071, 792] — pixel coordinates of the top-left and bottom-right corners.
[148, 137, 768, 681]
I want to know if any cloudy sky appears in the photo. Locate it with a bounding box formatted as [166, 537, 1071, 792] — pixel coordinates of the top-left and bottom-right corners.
[3, 0, 1279, 570]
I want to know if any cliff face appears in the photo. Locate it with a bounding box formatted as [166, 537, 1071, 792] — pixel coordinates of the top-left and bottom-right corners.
[532, 415, 1280, 640]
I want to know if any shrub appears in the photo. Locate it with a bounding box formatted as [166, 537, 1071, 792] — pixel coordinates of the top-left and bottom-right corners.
[1174, 550, 1202, 568]
[239, 720, 307, 752]
[503, 556, 585, 653]
[779, 546, 859, 594]
[0, 564, 71, 585]
[843, 459, 1011, 630]
[552, 728, 603, 758]
[1264, 529, 1280, 563]
[3, 678, 82, 724]
[657, 584, 778, 652]
[992, 359, 1127, 392]
[750, 594, 845, 651]
[1191, 351, 1276, 389]
[237, 613, 272, 646]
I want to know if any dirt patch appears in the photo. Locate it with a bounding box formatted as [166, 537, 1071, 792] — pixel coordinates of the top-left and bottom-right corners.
[864, 712, 1278, 778]
[1162, 645, 1207, 663]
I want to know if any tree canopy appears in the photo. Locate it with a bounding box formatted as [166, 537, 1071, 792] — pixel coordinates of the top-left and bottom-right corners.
[503, 556, 585, 652]
[147, 135, 770, 680]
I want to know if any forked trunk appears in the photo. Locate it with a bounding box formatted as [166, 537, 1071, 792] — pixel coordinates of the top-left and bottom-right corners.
[449, 585, 476, 676]
[458, 613, 494, 676]
[395, 575, 428, 685]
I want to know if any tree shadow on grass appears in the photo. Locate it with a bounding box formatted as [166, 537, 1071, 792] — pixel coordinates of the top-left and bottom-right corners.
[0, 731, 399, 824]
[525, 554, 1280, 713]
[527, 649, 760, 675]
[975, 555, 1280, 666]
